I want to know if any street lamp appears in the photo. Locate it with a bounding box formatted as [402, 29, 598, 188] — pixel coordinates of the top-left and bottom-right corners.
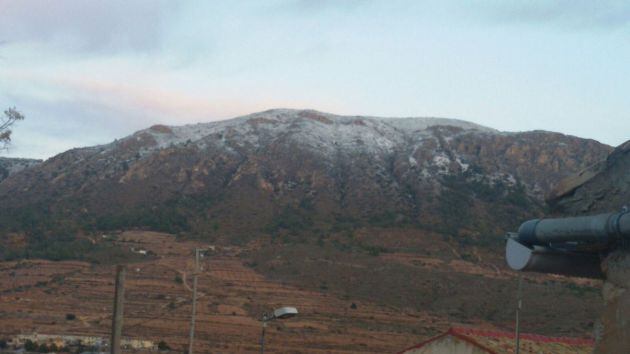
[188, 247, 214, 354]
[260, 306, 298, 354]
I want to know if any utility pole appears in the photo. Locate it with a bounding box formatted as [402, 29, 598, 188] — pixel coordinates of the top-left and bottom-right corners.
[111, 265, 126, 354]
[260, 319, 267, 354]
[188, 248, 201, 354]
[515, 274, 523, 354]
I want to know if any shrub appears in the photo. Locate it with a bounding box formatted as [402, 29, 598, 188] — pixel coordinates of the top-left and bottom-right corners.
[24, 340, 37, 351]
[264, 206, 313, 235]
[157, 341, 171, 351]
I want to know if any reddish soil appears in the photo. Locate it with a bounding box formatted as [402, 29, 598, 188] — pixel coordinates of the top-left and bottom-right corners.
[0, 231, 600, 353]
[0, 232, 448, 353]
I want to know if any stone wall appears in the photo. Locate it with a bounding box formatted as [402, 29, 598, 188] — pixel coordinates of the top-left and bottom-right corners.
[596, 250, 630, 353]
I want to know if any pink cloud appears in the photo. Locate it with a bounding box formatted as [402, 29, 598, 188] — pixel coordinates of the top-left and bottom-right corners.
[4, 70, 316, 125]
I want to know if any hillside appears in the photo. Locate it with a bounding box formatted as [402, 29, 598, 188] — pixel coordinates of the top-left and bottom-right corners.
[0, 109, 611, 255]
[549, 140, 630, 214]
[0, 157, 41, 183]
[0, 109, 615, 348]
[0, 231, 604, 353]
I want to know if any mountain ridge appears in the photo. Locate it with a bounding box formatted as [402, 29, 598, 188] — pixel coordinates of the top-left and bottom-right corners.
[101, 108, 499, 160]
[93, 109, 609, 158]
[0, 109, 612, 258]
[1, 108, 605, 163]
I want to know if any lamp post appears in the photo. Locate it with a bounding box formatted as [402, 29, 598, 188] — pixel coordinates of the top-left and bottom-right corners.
[188, 247, 213, 354]
[260, 306, 298, 354]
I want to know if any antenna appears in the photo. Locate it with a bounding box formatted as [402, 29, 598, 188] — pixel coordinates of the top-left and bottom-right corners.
[515, 274, 523, 354]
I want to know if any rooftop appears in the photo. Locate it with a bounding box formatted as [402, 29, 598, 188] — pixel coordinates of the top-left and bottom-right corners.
[399, 327, 594, 354]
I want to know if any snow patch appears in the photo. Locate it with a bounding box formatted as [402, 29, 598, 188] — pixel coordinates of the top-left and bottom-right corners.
[433, 154, 451, 168]
[115, 109, 497, 160]
[455, 157, 469, 172]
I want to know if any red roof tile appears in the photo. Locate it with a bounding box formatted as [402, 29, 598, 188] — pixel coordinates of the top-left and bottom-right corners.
[399, 327, 594, 354]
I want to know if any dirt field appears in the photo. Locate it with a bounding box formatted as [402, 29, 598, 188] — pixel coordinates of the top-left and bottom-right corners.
[0, 231, 598, 353]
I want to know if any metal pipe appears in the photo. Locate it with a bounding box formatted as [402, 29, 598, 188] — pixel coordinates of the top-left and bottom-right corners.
[517, 211, 630, 246]
[506, 209, 630, 278]
[505, 238, 604, 278]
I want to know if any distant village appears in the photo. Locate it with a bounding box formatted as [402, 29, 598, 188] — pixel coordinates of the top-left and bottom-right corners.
[0, 334, 161, 354]
[0, 327, 595, 354]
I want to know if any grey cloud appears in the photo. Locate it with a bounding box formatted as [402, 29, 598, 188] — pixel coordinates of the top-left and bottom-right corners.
[471, 1, 630, 30]
[0, 0, 180, 55]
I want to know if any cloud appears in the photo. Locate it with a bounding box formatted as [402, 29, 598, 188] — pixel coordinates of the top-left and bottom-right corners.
[0, 0, 179, 55]
[2, 69, 263, 123]
[471, 1, 630, 30]
[273, 0, 369, 14]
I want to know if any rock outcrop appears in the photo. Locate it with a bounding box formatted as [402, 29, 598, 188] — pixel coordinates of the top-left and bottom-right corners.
[549, 140, 630, 353]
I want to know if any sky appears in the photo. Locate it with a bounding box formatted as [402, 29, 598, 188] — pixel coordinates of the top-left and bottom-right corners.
[0, 0, 629, 159]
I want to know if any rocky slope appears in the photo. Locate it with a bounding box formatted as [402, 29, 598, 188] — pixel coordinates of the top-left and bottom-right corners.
[550, 140, 630, 214]
[0, 157, 41, 183]
[549, 139, 630, 353]
[0, 109, 611, 252]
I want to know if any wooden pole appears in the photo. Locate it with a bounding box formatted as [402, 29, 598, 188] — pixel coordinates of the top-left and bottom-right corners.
[260, 321, 267, 354]
[111, 265, 126, 354]
[188, 249, 200, 354]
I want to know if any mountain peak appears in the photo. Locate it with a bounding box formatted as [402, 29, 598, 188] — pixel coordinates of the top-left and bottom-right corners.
[126, 109, 497, 156]
[241, 108, 496, 132]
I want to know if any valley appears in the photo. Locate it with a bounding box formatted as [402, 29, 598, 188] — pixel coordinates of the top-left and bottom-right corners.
[0, 230, 601, 353]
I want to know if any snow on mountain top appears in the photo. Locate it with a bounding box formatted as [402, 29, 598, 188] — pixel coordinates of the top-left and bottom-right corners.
[241, 109, 495, 132]
[130, 109, 497, 154]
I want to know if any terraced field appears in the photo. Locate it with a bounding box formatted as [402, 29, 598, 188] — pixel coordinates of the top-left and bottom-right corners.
[0, 232, 449, 353]
[0, 231, 599, 353]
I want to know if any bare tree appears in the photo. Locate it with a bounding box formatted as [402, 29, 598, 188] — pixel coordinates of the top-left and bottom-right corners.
[1, 107, 25, 150]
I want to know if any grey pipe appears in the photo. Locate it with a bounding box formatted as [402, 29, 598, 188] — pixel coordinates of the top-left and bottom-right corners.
[506, 238, 604, 279]
[517, 211, 630, 246]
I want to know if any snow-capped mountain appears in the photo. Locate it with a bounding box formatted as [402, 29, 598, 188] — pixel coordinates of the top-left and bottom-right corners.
[0, 109, 611, 245]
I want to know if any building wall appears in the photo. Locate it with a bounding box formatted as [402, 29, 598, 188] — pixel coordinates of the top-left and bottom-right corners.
[402, 335, 491, 354]
[596, 250, 630, 353]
